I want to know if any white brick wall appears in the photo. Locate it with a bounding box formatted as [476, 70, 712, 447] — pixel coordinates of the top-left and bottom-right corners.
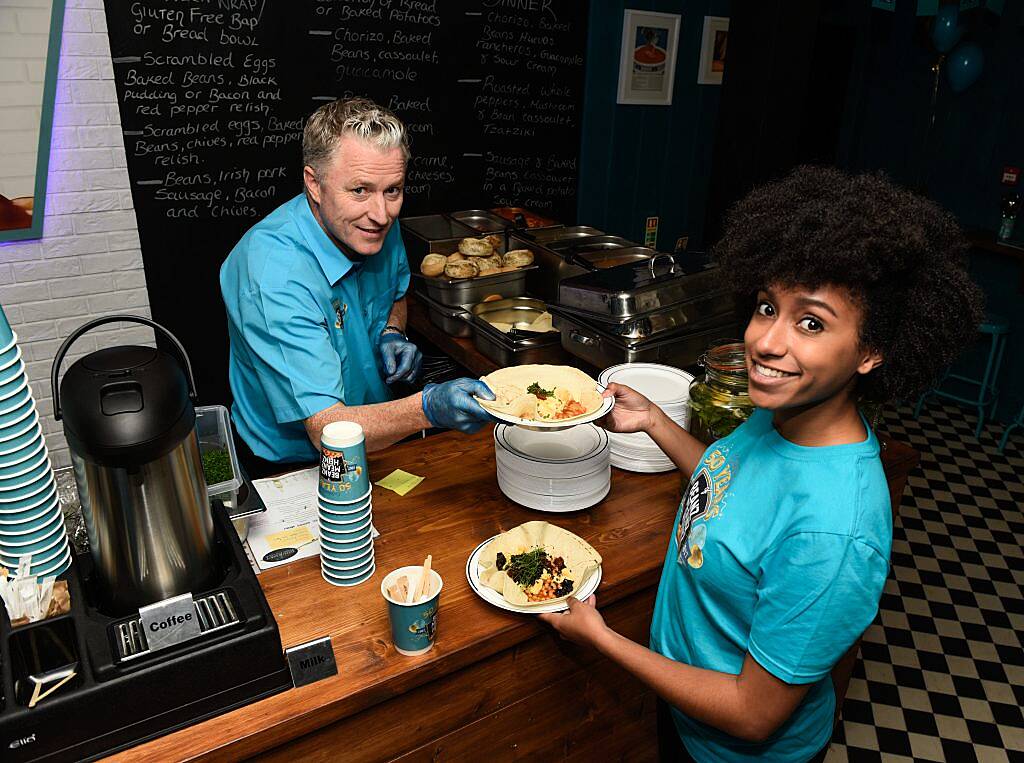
[0, 1, 52, 198]
[0, 0, 152, 468]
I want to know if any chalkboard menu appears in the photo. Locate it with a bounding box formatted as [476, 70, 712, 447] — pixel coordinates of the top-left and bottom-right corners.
[103, 1, 589, 404]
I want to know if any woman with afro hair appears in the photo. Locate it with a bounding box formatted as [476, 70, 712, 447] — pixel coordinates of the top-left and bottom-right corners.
[539, 166, 983, 762]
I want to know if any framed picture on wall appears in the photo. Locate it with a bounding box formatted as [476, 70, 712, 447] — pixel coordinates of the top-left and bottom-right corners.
[616, 9, 682, 106]
[697, 16, 729, 85]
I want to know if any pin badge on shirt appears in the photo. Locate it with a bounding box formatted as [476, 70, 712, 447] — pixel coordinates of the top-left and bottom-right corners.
[331, 298, 347, 330]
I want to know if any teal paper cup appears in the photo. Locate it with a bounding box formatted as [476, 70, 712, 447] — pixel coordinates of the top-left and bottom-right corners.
[0, 516, 65, 555]
[0, 534, 67, 568]
[0, 441, 46, 478]
[0, 309, 14, 351]
[0, 341, 19, 373]
[319, 421, 370, 501]
[319, 529, 373, 553]
[0, 414, 40, 450]
[0, 372, 27, 404]
[318, 505, 371, 529]
[318, 495, 371, 516]
[321, 545, 373, 568]
[321, 561, 375, 587]
[381, 566, 442, 656]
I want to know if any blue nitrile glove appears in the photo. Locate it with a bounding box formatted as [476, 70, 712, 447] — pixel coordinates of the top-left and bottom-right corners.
[421, 378, 496, 434]
[379, 332, 423, 385]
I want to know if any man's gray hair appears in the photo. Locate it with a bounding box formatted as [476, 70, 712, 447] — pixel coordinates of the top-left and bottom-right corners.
[303, 97, 411, 176]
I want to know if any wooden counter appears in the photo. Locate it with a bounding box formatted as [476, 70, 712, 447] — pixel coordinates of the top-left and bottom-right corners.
[112, 428, 684, 762]
[112, 427, 918, 762]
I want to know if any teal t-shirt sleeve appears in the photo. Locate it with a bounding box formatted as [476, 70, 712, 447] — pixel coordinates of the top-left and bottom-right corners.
[241, 283, 344, 424]
[748, 532, 889, 684]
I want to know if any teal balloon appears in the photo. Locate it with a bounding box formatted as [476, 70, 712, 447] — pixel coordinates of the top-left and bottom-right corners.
[931, 5, 962, 53]
[947, 43, 984, 92]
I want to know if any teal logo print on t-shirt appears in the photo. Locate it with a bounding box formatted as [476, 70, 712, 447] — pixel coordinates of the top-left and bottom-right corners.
[677, 445, 734, 569]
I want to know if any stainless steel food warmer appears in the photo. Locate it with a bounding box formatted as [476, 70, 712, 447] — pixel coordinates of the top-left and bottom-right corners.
[400, 214, 478, 267]
[448, 209, 511, 233]
[415, 292, 472, 338]
[467, 297, 565, 366]
[550, 253, 740, 368]
[411, 235, 537, 307]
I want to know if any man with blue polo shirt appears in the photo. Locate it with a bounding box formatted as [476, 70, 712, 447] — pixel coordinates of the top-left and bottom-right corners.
[221, 98, 493, 477]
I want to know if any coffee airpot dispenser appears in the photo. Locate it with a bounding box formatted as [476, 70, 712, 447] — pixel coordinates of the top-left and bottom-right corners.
[51, 315, 217, 615]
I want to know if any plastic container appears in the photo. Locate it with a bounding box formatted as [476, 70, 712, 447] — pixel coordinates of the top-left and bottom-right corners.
[688, 341, 754, 444]
[195, 405, 242, 503]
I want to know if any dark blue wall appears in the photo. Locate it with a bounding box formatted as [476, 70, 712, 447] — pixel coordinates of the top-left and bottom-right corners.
[839, 2, 1024, 425]
[577, 1, 730, 251]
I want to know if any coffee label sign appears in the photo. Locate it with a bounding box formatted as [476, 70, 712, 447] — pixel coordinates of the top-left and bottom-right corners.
[139, 593, 202, 652]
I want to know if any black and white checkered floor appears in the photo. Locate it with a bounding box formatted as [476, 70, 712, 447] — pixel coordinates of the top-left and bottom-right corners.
[825, 401, 1024, 763]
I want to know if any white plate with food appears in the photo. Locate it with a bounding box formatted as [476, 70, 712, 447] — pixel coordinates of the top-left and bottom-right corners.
[464, 518, 598, 614]
[476, 365, 614, 430]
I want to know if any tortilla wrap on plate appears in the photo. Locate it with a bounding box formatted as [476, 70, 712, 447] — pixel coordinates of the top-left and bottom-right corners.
[478, 521, 602, 607]
[477, 365, 604, 423]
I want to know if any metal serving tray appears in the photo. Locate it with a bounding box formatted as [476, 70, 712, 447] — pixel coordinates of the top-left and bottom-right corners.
[415, 292, 472, 338]
[448, 209, 510, 233]
[553, 308, 740, 370]
[400, 215, 479, 269]
[550, 290, 738, 341]
[546, 235, 637, 255]
[410, 235, 536, 306]
[489, 207, 562, 230]
[571, 246, 658, 271]
[519, 225, 605, 244]
[414, 267, 536, 308]
[469, 297, 555, 334]
[466, 299, 565, 366]
[558, 253, 721, 319]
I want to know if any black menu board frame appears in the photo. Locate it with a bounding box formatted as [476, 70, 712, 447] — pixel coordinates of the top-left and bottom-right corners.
[103, 1, 589, 405]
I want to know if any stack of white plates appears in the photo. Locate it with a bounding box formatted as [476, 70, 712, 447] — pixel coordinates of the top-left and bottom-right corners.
[598, 363, 695, 473]
[0, 330, 70, 577]
[494, 424, 610, 512]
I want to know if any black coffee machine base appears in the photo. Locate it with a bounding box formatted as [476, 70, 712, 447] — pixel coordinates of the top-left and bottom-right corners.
[0, 506, 292, 762]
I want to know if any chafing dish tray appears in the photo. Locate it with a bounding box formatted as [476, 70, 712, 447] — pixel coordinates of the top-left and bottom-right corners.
[400, 215, 479, 269]
[489, 207, 562, 230]
[551, 306, 740, 370]
[401, 214, 477, 241]
[448, 209, 510, 233]
[410, 235, 537, 306]
[558, 253, 721, 319]
[415, 292, 472, 338]
[520, 225, 605, 244]
[413, 266, 538, 308]
[546, 235, 637, 255]
[551, 290, 737, 341]
[467, 297, 564, 366]
[571, 246, 658, 270]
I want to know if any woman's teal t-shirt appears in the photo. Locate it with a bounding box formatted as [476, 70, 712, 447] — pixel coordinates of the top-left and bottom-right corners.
[650, 408, 892, 762]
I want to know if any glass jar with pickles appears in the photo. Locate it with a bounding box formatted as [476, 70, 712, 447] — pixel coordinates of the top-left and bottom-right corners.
[688, 341, 754, 444]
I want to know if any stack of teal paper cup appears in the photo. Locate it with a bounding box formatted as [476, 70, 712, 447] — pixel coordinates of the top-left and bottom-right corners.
[318, 421, 375, 586]
[0, 305, 70, 578]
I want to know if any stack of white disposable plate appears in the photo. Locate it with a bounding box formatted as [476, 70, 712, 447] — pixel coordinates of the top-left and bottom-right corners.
[598, 363, 695, 474]
[493, 423, 611, 512]
[0, 323, 70, 577]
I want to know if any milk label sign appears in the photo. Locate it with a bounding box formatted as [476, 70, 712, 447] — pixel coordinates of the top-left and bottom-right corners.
[139, 593, 202, 652]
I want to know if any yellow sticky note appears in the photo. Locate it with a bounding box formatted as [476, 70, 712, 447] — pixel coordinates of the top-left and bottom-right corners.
[266, 526, 314, 550]
[375, 469, 424, 496]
